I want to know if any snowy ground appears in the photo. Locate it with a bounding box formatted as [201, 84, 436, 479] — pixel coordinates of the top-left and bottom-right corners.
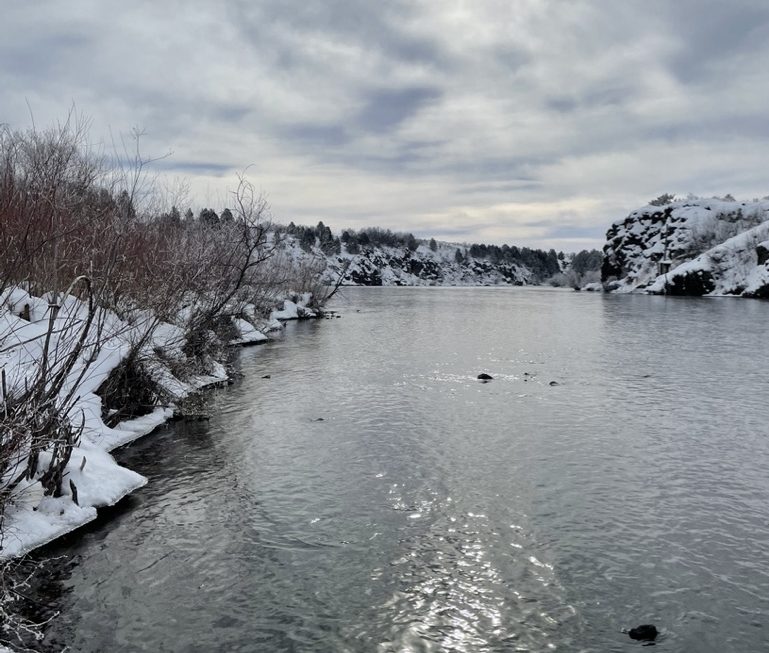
[0, 288, 315, 559]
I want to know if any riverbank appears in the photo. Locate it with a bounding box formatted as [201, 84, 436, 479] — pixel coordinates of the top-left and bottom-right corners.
[0, 288, 319, 559]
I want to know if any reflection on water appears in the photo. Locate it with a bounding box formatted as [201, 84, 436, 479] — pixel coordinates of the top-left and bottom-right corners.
[29, 288, 769, 652]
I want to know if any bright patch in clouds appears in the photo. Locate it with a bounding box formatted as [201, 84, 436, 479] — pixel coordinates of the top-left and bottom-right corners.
[5, 0, 769, 251]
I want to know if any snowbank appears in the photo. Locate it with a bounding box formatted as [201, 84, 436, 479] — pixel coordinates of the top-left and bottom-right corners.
[269, 295, 317, 322]
[230, 318, 269, 346]
[0, 287, 286, 559]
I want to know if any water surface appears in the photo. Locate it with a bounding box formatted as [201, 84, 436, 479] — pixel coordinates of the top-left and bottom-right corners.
[35, 288, 769, 652]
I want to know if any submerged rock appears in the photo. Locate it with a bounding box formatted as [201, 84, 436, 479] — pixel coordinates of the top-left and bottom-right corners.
[477, 373, 493, 381]
[628, 624, 658, 641]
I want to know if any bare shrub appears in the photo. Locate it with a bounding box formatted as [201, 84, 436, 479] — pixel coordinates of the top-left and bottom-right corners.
[0, 116, 329, 552]
[0, 556, 60, 650]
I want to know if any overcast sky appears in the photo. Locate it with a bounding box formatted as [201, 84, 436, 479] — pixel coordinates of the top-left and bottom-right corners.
[4, 0, 769, 251]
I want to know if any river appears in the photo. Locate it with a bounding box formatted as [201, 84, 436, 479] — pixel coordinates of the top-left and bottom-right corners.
[31, 287, 769, 652]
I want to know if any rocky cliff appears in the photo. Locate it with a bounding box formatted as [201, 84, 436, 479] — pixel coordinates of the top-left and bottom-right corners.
[601, 198, 769, 297]
[280, 237, 557, 287]
[328, 243, 533, 286]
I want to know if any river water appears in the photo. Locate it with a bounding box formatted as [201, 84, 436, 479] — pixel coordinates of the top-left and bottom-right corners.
[33, 287, 769, 652]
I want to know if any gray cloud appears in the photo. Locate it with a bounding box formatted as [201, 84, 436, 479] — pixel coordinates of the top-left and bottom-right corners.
[664, 1, 769, 82]
[5, 0, 769, 252]
[356, 86, 442, 133]
[156, 161, 234, 176]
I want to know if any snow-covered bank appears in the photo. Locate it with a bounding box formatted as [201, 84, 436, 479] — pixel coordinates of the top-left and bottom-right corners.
[601, 197, 769, 297]
[0, 288, 316, 559]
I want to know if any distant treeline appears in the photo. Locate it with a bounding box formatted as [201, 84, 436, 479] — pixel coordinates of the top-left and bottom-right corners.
[570, 249, 603, 274]
[461, 243, 561, 278]
[275, 221, 605, 281]
[278, 222, 421, 255]
[151, 214, 603, 281]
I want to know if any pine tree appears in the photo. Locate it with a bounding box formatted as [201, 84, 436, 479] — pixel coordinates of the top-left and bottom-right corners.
[199, 208, 220, 227]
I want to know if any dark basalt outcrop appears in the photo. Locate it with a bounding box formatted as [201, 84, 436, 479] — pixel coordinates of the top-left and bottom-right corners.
[657, 269, 716, 296]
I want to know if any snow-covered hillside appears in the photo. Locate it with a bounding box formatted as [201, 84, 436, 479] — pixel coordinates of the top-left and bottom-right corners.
[602, 198, 769, 297]
[332, 241, 533, 286]
[275, 237, 547, 287]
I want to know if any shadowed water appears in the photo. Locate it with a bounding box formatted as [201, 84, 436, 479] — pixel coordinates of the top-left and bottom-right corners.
[32, 287, 769, 651]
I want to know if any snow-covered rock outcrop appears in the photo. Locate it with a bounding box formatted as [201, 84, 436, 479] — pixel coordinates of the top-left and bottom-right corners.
[601, 198, 769, 297]
[278, 238, 546, 287]
[333, 244, 531, 286]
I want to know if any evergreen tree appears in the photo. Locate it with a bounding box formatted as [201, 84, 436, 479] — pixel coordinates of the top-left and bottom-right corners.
[429, 238, 437, 252]
[159, 205, 181, 226]
[199, 208, 220, 227]
[299, 228, 315, 252]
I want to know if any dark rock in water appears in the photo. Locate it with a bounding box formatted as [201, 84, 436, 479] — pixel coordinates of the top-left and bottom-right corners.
[548, 381, 559, 386]
[628, 624, 658, 641]
[314, 418, 325, 422]
[477, 373, 493, 381]
[262, 374, 271, 379]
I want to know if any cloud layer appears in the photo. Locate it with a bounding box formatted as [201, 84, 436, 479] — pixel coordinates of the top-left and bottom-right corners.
[5, 0, 769, 250]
